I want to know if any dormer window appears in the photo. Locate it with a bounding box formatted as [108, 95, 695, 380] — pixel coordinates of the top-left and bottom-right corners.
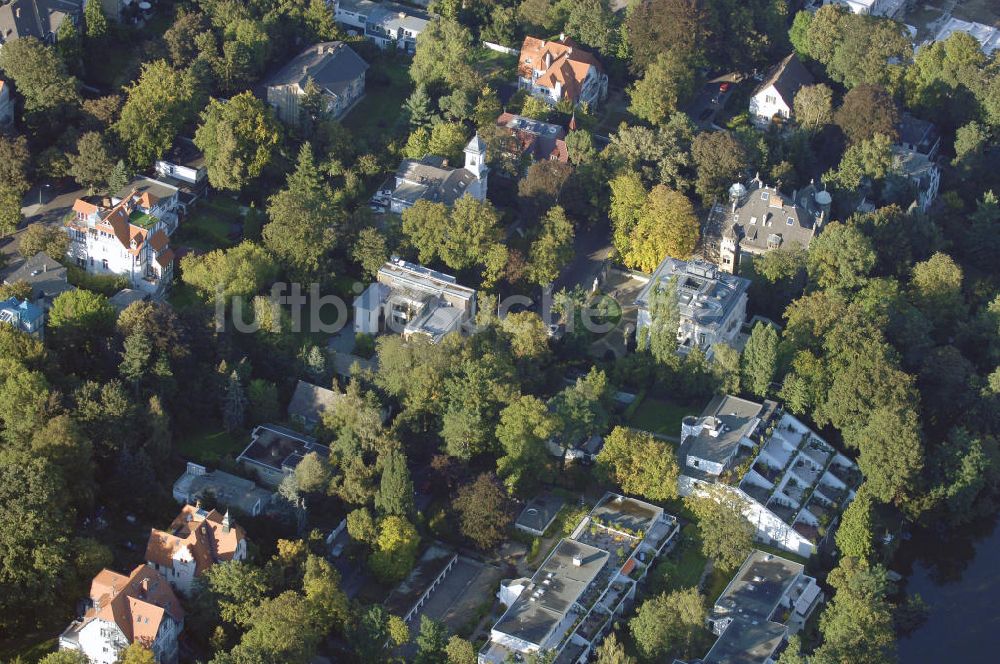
[760, 192, 770, 201]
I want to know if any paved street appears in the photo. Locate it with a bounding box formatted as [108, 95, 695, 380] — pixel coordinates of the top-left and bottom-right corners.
[2, 181, 87, 279]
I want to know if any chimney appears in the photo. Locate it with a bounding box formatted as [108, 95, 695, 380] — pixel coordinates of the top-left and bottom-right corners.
[572, 555, 583, 567]
[559, 33, 565, 42]
[222, 510, 231, 534]
[141, 578, 149, 593]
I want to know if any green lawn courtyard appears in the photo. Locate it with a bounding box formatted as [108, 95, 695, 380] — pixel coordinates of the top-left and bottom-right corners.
[626, 396, 694, 439]
[174, 197, 245, 251]
[177, 423, 244, 465]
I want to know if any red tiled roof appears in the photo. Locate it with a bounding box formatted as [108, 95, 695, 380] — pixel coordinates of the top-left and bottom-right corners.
[85, 565, 183, 645]
[145, 506, 244, 576]
[518, 36, 602, 103]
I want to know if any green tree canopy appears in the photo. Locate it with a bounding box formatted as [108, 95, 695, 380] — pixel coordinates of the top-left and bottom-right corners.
[741, 322, 779, 397]
[629, 587, 705, 660]
[596, 427, 679, 501]
[263, 143, 341, 279]
[195, 92, 282, 191]
[117, 60, 195, 168]
[685, 484, 755, 571]
[453, 473, 511, 550]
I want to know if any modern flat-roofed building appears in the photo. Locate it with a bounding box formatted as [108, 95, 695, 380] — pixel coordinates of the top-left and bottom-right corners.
[635, 258, 749, 358]
[676, 395, 861, 557]
[480, 493, 679, 664]
[354, 258, 477, 342]
[333, 0, 430, 53]
[237, 424, 331, 488]
[172, 462, 272, 516]
[674, 550, 823, 664]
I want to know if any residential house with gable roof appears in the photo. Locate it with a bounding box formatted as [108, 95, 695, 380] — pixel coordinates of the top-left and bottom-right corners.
[890, 114, 941, 212]
[749, 53, 815, 126]
[65, 179, 180, 294]
[144, 504, 248, 596]
[517, 35, 608, 108]
[0, 80, 12, 127]
[59, 564, 184, 664]
[288, 379, 344, 431]
[0, 0, 80, 47]
[265, 41, 369, 126]
[4, 252, 74, 309]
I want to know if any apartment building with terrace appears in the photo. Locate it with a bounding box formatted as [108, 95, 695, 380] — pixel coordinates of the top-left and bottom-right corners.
[674, 550, 823, 664]
[480, 493, 679, 664]
[678, 395, 861, 557]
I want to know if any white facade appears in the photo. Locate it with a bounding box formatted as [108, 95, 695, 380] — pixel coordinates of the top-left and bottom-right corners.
[749, 84, 792, 125]
[635, 259, 750, 359]
[333, 0, 429, 54]
[826, 0, 904, 17]
[678, 404, 861, 558]
[65, 184, 178, 294]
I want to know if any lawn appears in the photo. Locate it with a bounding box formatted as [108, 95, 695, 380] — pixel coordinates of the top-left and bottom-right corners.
[175, 197, 244, 251]
[648, 525, 708, 595]
[177, 423, 244, 464]
[343, 58, 412, 150]
[627, 396, 693, 438]
[471, 48, 517, 80]
[0, 635, 57, 664]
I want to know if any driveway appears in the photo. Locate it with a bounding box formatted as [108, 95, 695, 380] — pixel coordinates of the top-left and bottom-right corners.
[2, 181, 88, 279]
[553, 221, 613, 295]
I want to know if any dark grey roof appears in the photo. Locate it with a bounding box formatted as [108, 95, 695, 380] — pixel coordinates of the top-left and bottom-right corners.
[712, 550, 803, 622]
[266, 42, 368, 98]
[704, 617, 787, 664]
[384, 544, 456, 616]
[0, 0, 79, 44]
[516, 494, 566, 534]
[493, 539, 608, 647]
[897, 114, 938, 155]
[682, 395, 764, 467]
[755, 53, 814, 105]
[718, 180, 829, 254]
[288, 380, 342, 423]
[393, 156, 478, 206]
[4, 252, 72, 304]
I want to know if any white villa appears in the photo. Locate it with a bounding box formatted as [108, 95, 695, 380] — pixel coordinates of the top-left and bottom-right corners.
[333, 0, 430, 54]
[354, 258, 477, 342]
[65, 179, 180, 294]
[634, 258, 750, 358]
[144, 505, 248, 596]
[517, 36, 608, 108]
[59, 564, 183, 664]
[677, 395, 861, 557]
[481, 493, 679, 664]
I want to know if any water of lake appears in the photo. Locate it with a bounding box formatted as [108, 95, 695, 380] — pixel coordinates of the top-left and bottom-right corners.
[898, 513, 1000, 661]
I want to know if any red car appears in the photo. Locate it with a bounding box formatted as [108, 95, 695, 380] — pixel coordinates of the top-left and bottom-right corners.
[719, 82, 731, 93]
